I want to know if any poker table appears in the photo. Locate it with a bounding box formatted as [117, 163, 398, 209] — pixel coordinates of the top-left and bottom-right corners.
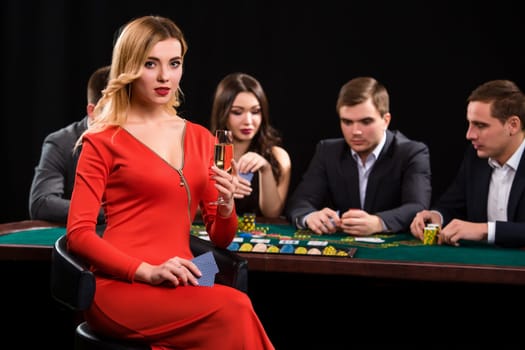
[3, 219, 525, 347]
[2, 218, 525, 285]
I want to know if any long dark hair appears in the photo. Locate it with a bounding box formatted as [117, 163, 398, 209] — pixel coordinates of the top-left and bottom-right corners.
[210, 72, 283, 183]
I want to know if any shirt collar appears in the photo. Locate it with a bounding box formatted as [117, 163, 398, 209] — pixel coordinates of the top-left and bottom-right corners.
[351, 130, 387, 161]
[488, 138, 525, 171]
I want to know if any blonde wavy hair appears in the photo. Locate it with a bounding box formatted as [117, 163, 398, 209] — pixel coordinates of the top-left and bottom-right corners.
[76, 15, 188, 148]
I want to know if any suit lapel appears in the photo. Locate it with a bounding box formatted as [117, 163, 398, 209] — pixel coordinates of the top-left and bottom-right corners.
[340, 146, 361, 209]
[471, 157, 491, 219]
[508, 152, 525, 219]
[363, 131, 394, 211]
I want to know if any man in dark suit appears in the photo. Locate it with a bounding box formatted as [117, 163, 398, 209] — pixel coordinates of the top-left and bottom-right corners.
[286, 77, 432, 235]
[411, 79, 525, 248]
[29, 66, 110, 224]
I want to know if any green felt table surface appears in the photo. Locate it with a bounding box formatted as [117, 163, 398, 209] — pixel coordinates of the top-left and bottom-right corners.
[0, 227, 65, 246]
[2, 223, 525, 267]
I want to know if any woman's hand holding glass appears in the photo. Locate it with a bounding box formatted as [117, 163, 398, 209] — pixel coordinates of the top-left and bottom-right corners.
[210, 130, 233, 205]
[211, 160, 238, 215]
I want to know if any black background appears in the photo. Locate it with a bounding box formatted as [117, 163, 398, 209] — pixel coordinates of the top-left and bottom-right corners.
[2, 0, 524, 223]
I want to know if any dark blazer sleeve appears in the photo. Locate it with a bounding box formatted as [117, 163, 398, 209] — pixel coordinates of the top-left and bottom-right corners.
[29, 124, 81, 223]
[368, 131, 432, 232]
[432, 146, 485, 224]
[434, 144, 525, 248]
[29, 117, 106, 225]
[286, 139, 340, 227]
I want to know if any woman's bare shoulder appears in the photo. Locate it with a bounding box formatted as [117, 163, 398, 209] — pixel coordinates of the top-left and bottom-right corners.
[272, 145, 291, 168]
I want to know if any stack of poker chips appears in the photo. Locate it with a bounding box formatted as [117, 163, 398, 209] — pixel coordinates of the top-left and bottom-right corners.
[238, 213, 256, 232]
[423, 223, 440, 245]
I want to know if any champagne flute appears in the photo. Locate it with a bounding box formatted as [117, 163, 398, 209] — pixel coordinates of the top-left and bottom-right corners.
[210, 130, 233, 205]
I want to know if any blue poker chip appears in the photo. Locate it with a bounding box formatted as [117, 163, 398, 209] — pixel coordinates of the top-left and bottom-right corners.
[227, 242, 240, 251]
[238, 232, 253, 238]
[280, 244, 295, 254]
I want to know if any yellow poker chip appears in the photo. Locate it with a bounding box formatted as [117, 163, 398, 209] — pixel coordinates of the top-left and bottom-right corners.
[336, 250, 349, 256]
[294, 246, 308, 254]
[266, 245, 280, 253]
[322, 245, 337, 256]
[239, 243, 254, 252]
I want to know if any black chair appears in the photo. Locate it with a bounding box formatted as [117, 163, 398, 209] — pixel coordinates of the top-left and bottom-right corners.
[50, 234, 248, 350]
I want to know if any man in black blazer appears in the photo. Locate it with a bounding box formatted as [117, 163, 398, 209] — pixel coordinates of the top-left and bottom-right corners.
[29, 66, 110, 224]
[411, 79, 525, 248]
[287, 77, 432, 235]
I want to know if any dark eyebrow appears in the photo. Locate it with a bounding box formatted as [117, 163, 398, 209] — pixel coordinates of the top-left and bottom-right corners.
[145, 56, 182, 62]
[340, 116, 374, 122]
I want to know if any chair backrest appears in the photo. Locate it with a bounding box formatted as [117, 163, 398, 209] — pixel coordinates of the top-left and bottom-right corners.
[50, 235, 95, 311]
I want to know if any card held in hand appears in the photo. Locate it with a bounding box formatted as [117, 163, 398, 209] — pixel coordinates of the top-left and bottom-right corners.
[239, 172, 254, 182]
[192, 251, 219, 287]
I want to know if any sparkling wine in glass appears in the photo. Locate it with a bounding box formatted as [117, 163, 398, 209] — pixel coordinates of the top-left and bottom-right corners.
[210, 130, 233, 205]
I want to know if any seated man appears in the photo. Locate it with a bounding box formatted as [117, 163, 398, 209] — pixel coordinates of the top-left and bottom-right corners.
[29, 65, 110, 224]
[410, 79, 525, 248]
[287, 76, 432, 236]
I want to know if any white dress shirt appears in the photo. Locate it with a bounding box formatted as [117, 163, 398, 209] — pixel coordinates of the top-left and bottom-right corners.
[486, 139, 525, 243]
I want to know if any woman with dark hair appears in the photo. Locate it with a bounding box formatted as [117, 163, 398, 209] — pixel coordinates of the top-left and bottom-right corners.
[210, 73, 291, 218]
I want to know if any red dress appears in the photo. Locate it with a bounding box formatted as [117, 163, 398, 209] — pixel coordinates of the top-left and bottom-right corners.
[67, 121, 274, 349]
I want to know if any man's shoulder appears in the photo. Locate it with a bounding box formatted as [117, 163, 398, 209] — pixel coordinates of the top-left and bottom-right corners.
[390, 130, 428, 149]
[44, 117, 87, 142]
[318, 137, 346, 148]
[312, 138, 348, 158]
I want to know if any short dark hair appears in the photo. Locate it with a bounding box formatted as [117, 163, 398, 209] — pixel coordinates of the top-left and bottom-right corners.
[468, 79, 525, 127]
[86, 66, 110, 105]
[336, 76, 389, 117]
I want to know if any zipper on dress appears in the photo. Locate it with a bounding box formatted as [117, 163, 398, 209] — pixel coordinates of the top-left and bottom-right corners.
[176, 169, 192, 221]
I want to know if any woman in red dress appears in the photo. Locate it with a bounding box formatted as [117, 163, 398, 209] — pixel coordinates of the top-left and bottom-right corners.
[66, 15, 274, 350]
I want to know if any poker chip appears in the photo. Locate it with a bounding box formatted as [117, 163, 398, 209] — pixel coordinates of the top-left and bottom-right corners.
[423, 225, 439, 245]
[307, 248, 322, 255]
[322, 245, 337, 256]
[294, 247, 308, 254]
[266, 245, 280, 253]
[280, 244, 295, 254]
[239, 243, 253, 252]
[252, 243, 268, 252]
[227, 242, 240, 251]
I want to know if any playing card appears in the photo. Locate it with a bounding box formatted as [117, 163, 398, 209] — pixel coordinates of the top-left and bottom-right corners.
[192, 251, 219, 287]
[354, 237, 385, 243]
[239, 172, 254, 182]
